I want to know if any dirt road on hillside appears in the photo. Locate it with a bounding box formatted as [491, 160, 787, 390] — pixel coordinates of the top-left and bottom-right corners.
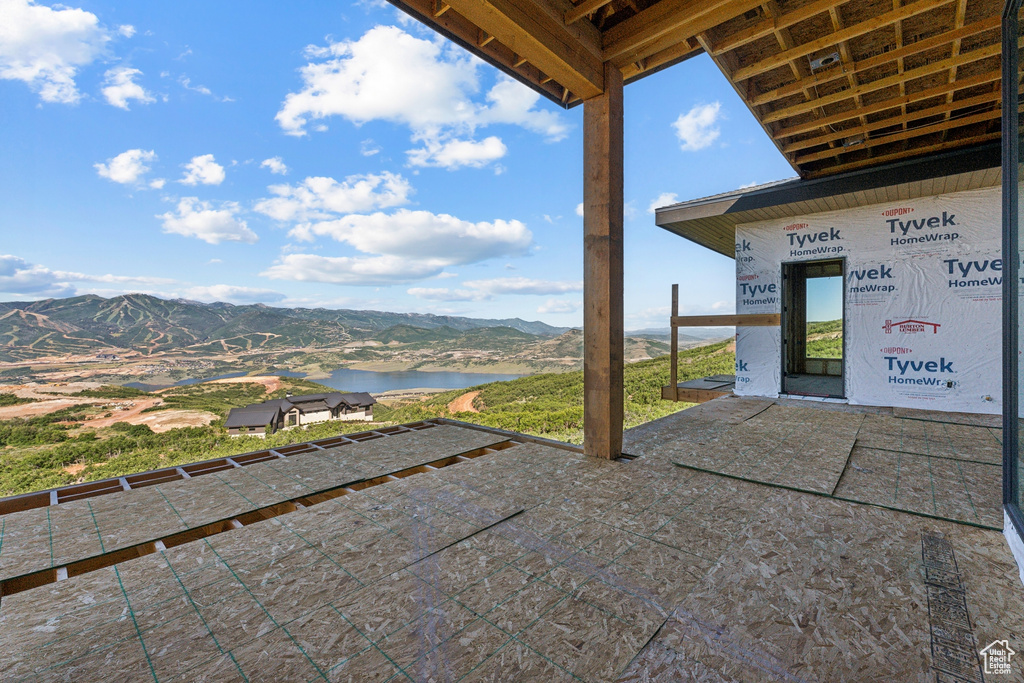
[447, 391, 481, 414]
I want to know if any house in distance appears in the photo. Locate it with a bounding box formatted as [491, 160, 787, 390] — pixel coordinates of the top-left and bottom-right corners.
[224, 392, 376, 437]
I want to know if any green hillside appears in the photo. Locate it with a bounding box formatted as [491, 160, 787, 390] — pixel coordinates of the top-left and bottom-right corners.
[377, 340, 734, 443]
[0, 294, 571, 360]
[0, 342, 734, 496]
[806, 319, 843, 358]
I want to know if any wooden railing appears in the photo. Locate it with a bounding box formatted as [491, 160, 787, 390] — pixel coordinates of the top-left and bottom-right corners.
[667, 284, 781, 401]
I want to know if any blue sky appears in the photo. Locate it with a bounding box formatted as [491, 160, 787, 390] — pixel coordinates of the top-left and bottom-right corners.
[0, 0, 795, 329]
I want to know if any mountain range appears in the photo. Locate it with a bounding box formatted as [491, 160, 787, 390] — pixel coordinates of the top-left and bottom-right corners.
[0, 294, 572, 362]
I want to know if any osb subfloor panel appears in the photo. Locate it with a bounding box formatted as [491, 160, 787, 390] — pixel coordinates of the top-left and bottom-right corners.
[0, 425, 508, 584]
[630, 399, 1005, 528]
[833, 446, 1003, 528]
[659, 405, 865, 495]
[3, 433, 1024, 682]
[855, 414, 1003, 465]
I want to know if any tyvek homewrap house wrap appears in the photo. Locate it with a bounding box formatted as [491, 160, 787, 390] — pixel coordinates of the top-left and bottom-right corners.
[734, 184, 1009, 414]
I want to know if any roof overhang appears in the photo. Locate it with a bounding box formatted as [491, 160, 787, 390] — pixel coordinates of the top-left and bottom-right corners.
[654, 141, 1002, 257]
[386, 0, 1010, 178]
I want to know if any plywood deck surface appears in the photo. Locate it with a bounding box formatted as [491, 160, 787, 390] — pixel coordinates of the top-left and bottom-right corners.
[1, 406, 1023, 682]
[0, 425, 509, 585]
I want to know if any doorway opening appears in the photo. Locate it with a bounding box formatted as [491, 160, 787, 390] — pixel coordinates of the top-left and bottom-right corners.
[781, 259, 845, 398]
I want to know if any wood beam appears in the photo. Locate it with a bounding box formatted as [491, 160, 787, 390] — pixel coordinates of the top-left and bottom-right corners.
[762, 41, 1001, 125]
[564, 0, 614, 26]
[620, 39, 701, 80]
[731, 0, 956, 83]
[603, 0, 761, 65]
[804, 132, 1001, 177]
[710, 0, 852, 55]
[748, 15, 1000, 108]
[395, 0, 567, 101]
[672, 314, 780, 327]
[782, 87, 1003, 153]
[943, 0, 970, 140]
[773, 68, 1000, 139]
[446, 0, 604, 99]
[583, 63, 624, 460]
[794, 107, 1002, 164]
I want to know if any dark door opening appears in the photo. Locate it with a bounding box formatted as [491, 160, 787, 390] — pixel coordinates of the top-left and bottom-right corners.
[781, 259, 845, 398]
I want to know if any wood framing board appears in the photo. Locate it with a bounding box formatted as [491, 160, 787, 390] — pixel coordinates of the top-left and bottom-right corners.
[666, 405, 864, 494]
[0, 425, 510, 585]
[659, 386, 731, 403]
[617, 492, 1023, 682]
[855, 414, 1003, 465]
[832, 446, 1002, 528]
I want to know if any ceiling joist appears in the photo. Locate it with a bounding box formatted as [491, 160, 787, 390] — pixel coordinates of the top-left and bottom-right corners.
[390, 0, 1011, 177]
[731, 0, 958, 82]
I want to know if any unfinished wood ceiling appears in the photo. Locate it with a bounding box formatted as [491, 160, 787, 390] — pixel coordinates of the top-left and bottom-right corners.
[389, 0, 1011, 178]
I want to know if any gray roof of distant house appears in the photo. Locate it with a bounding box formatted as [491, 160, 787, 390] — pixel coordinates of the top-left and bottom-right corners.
[224, 391, 376, 428]
[224, 405, 282, 429]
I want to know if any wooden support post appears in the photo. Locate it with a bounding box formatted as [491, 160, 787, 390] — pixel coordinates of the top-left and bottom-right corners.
[670, 284, 679, 401]
[583, 63, 624, 460]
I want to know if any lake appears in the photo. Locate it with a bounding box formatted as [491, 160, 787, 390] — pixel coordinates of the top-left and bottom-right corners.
[124, 368, 523, 393]
[314, 367, 524, 393]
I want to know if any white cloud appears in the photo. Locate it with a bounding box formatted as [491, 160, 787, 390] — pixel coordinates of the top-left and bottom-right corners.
[277, 26, 478, 135]
[157, 197, 256, 244]
[149, 178, 166, 189]
[673, 102, 722, 151]
[179, 76, 232, 102]
[289, 209, 532, 266]
[0, 254, 75, 297]
[117, 24, 135, 38]
[275, 26, 567, 169]
[406, 287, 486, 302]
[101, 66, 153, 109]
[407, 277, 582, 302]
[255, 172, 411, 222]
[360, 139, 381, 157]
[259, 157, 288, 175]
[477, 77, 569, 141]
[648, 192, 679, 214]
[264, 209, 532, 287]
[461, 277, 582, 296]
[94, 148, 156, 185]
[538, 299, 579, 314]
[180, 154, 225, 186]
[184, 284, 285, 304]
[262, 253, 445, 286]
[407, 136, 507, 169]
[575, 203, 584, 218]
[0, 0, 110, 104]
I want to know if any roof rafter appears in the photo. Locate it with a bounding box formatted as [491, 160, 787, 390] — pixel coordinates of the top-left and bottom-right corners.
[731, 0, 957, 82]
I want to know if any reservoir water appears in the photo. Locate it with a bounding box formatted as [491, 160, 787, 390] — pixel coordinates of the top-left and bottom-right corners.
[314, 367, 524, 393]
[125, 368, 523, 393]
